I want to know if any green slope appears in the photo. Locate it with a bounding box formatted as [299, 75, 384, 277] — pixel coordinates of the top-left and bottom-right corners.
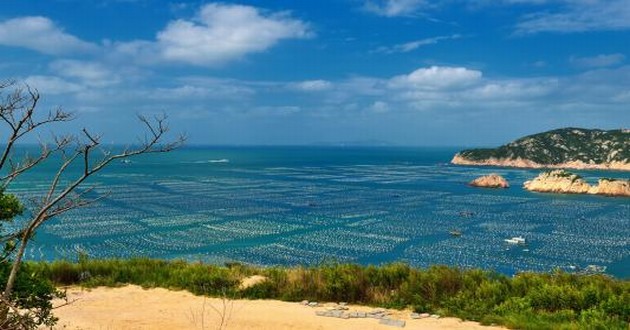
[457, 128, 629, 165]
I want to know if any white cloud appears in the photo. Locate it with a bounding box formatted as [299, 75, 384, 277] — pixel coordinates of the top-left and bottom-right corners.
[0, 16, 98, 55]
[363, 0, 429, 17]
[248, 105, 301, 116]
[0, 4, 311, 68]
[466, 78, 558, 100]
[50, 60, 121, 87]
[369, 101, 390, 113]
[514, 0, 630, 34]
[153, 3, 311, 66]
[24, 75, 84, 95]
[570, 53, 626, 68]
[149, 82, 255, 101]
[376, 34, 461, 53]
[389, 66, 482, 90]
[290, 80, 333, 92]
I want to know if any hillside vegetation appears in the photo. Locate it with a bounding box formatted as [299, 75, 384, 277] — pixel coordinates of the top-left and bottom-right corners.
[453, 128, 629, 170]
[25, 258, 630, 330]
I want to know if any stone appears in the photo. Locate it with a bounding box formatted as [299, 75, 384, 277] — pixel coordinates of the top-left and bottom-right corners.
[330, 310, 344, 318]
[469, 174, 509, 189]
[349, 311, 367, 318]
[379, 318, 406, 327]
[368, 312, 386, 319]
[316, 310, 350, 319]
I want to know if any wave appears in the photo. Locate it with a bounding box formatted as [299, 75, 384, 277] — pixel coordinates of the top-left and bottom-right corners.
[189, 159, 230, 164]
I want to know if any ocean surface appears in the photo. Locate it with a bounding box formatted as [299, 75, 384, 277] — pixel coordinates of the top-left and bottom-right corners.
[7, 146, 630, 278]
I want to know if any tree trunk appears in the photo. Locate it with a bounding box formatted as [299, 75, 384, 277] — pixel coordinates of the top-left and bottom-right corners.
[0, 235, 29, 323]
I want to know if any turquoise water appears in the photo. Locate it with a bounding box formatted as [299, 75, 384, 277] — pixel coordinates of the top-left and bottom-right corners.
[7, 147, 630, 278]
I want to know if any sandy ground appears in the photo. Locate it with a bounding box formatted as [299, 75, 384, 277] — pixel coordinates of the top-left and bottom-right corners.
[49, 285, 504, 330]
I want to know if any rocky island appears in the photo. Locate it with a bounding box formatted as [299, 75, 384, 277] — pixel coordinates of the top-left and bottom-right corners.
[452, 128, 630, 171]
[524, 170, 630, 197]
[469, 174, 509, 188]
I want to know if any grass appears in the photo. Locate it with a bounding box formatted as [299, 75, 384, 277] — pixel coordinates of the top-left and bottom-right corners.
[29, 258, 630, 329]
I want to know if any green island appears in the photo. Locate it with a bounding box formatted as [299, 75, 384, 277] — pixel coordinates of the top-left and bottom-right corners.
[452, 128, 630, 171]
[4, 258, 629, 330]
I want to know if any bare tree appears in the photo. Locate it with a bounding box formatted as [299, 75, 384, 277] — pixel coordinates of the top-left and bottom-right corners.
[0, 81, 185, 328]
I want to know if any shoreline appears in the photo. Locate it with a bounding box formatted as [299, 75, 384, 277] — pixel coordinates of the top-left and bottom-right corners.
[451, 154, 630, 171]
[49, 285, 504, 330]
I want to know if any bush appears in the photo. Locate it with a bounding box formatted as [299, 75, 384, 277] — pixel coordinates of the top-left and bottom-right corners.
[28, 259, 630, 329]
[0, 261, 65, 329]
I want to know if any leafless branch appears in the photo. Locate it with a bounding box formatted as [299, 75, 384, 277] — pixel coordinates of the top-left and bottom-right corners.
[0, 82, 74, 180]
[0, 81, 184, 328]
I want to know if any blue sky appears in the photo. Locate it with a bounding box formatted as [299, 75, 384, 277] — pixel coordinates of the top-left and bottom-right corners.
[0, 0, 628, 146]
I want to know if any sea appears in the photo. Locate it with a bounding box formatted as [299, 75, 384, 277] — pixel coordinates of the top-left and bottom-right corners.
[7, 146, 630, 278]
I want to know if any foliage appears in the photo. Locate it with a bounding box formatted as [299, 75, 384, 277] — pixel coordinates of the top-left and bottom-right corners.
[0, 191, 23, 222]
[0, 261, 64, 329]
[31, 258, 630, 330]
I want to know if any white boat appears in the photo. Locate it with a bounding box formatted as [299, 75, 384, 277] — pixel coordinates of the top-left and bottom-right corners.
[504, 236, 526, 245]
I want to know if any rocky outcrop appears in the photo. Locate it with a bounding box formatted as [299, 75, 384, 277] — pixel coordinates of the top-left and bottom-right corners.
[469, 174, 509, 188]
[524, 170, 591, 194]
[590, 178, 630, 196]
[524, 170, 630, 197]
[452, 155, 630, 171]
[452, 128, 630, 171]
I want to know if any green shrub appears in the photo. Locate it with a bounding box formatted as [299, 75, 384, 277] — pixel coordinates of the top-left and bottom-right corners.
[27, 259, 630, 329]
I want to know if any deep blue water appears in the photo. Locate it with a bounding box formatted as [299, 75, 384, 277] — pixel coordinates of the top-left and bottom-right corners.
[7, 146, 630, 278]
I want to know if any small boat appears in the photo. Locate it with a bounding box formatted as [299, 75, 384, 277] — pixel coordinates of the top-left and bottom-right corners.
[449, 230, 462, 237]
[504, 236, 526, 245]
[121, 159, 132, 164]
[582, 265, 607, 274]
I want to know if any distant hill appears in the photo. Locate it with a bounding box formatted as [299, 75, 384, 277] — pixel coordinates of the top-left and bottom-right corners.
[452, 128, 630, 171]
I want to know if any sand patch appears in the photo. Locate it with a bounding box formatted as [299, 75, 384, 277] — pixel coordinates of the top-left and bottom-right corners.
[48, 285, 504, 330]
[239, 275, 267, 290]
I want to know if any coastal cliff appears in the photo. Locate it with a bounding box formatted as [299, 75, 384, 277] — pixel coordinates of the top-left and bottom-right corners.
[524, 170, 630, 197]
[452, 128, 630, 171]
[469, 174, 509, 188]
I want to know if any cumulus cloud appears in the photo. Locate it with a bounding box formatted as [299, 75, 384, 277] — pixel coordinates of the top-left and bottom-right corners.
[50, 60, 121, 87]
[290, 80, 333, 92]
[389, 66, 482, 89]
[363, 0, 429, 17]
[465, 78, 558, 100]
[149, 82, 256, 101]
[514, 0, 630, 34]
[0, 3, 311, 68]
[0, 16, 98, 55]
[152, 3, 311, 66]
[570, 53, 626, 68]
[375, 34, 461, 53]
[23, 75, 84, 95]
